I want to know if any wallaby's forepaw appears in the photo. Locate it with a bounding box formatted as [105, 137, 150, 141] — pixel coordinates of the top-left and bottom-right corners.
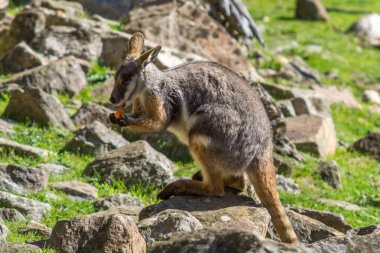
[109, 113, 137, 127]
[157, 180, 187, 200]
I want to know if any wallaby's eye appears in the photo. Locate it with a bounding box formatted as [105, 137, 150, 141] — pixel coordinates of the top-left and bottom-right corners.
[123, 78, 131, 86]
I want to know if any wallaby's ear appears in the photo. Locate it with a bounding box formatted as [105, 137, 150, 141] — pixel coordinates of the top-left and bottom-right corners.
[128, 32, 145, 57]
[136, 45, 162, 67]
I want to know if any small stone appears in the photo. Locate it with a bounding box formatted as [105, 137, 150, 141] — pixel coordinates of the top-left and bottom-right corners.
[276, 175, 300, 194]
[296, 0, 329, 21]
[350, 132, 380, 161]
[18, 220, 52, 238]
[51, 181, 98, 200]
[0, 208, 26, 222]
[72, 102, 113, 126]
[319, 198, 361, 211]
[37, 163, 67, 175]
[94, 193, 143, 211]
[363, 90, 380, 104]
[0, 216, 10, 240]
[314, 161, 342, 189]
[0, 137, 52, 158]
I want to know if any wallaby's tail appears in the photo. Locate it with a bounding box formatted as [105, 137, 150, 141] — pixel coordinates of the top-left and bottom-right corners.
[247, 154, 299, 243]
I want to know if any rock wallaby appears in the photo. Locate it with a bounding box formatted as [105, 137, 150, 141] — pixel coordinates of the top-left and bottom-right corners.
[109, 32, 298, 243]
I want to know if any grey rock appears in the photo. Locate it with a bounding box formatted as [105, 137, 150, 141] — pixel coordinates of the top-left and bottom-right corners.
[0, 137, 52, 158]
[278, 99, 296, 117]
[84, 140, 176, 187]
[267, 210, 343, 244]
[0, 242, 42, 253]
[285, 115, 337, 157]
[296, 0, 329, 21]
[348, 14, 380, 47]
[94, 194, 143, 211]
[63, 121, 128, 155]
[290, 207, 352, 233]
[72, 102, 113, 126]
[0, 119, 14, 135]
[3, 56, 87, 96]
[31, 25, 102, 61]
[30, 0, 84, 17]
[311, 85, 362, 109]
[0, 208, 26, 222]
[4, 87, 74, 129]
[0, 164, 48, 194]
[37, 163, 67, 175]
[363, 90, 380, 104]
[347, 225, 380, 236]
[0, 217, 10, 240]
[314, 161, 342, 189]
[276, 175, 300, 194]
[280, 56, 322, 85]
[309, 233, 380, 253]
[350, 132, 380, 161]
[10, 9, 46, 43]
[151, 229, 313, 253]
[138, 209, 202, 248]
[291, 96, 329, 117]
[0, 42, 45, 73]
[0, 191, 51, 221]
[51, 181, 98, 200]
[0, 0, 8, 11]
[18, 220, 52, 238]
[47, 206, 146, 253]
[319, 199, 361, 211]
[273, 153, 293, 176]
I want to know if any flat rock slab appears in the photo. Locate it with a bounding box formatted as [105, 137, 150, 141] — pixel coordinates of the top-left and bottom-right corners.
[319, 199, 361, 211]
[4, 87, 73, 129]
[285, 115, 337, 157]
[46, 206, 146, 253]
[0, 137, 52, 158]
[94, 193, 143, 211]
[63, 121, 128, 155]
[37, 163, 67, 175]
[51, 181, 98, 200]
[151, 229, 313, 253]
[84, 140, 176, 187]
[0, 191, 51, 222]
[0, 164, 48, 194]
[3, 56, 87, 96]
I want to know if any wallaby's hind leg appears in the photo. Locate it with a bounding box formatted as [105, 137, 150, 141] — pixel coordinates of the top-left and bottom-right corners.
[158, 136, 224, 200]
[192, 171, 245, 192]
[247, 155, 298, 243]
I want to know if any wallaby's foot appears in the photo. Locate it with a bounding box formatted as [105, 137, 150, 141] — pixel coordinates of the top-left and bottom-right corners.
[191, 170, 203, 181]
[224, 175, 246, 192]
[157, 179, 224, 200]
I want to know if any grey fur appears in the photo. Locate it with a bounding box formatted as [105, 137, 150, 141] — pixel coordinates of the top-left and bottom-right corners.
[111, 59, 272, 175]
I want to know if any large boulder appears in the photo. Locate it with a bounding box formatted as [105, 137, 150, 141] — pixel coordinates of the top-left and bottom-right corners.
[2, 56, 87, 96]
[296, 0, 329, 21]
[84, 140, 176, 187]
[348, 14, 380, 47]
[0, 191, 51, 221]
[63, 121, 128, 155]
[0, 164, 48, 194]
[285, 115, 336, 157]
[0, 137, 52, 158]
[46, 207, 146, 253]
[4, 87, 74, 129]
[0, 42, 46, 73]
[72, 102, 113, 126]
[350, 132, 380, 161]
[51, 181, 98, 201]
[151, 229, 312, 253]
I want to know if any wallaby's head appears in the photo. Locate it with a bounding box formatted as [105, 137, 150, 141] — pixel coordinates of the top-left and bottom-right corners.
[110, 32, 161, 105]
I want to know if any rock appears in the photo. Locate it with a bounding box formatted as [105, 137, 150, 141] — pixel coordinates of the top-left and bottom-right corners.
[279, 56, 322, 85]
[267, 210, 343, 244]
[363, 90, 380, 104]
[0, 216, 10, 240]
[30, 0, 84, 17]
[140, 189, 271, 237]
[138, 209, 203, 248]
[309, 233, 380, 253]
[51, 181, 98, 200]
[0, 164, 48, 194]
[10, 8, 46, 43]
[0, 137, 52, 158]
[0, 208, 26, 222]
[0, 42, 46, 73]
[0, 191, 51, 221]
[319, 199, 361, 211]
[72, 102, 113, 126]
[285, 115, 337, 157]
[4, 87, 74, 129]
[3, 56, 87, 96]
[350, 132, 380, 161]
[296, 0, 329, 21]
[151, 229, 313, 253]
[31, 25, 102, 61]
[124, 1, 255, 76]
[311, 85, 362, 109]
[18, 220, 52, 238]
[94, 194, 143, 211]
[47, 207, 146, 253]
[347, 225, 380, 236]
[276, 175, 300, 194]
[84, 140, 176, 187]
[278, 100, 296, 117]
[314, 161, 342, 189]
[0, 242, 42, 253]
[348, 13, 380, 47]
[0, 119, 14, 135]
[0, 0, 8, 11]
[99, 35, 129, 69]
[290, 208, 352, 233]
[37, 163, 67, 175]
[291, 95, 329, 117]
[273, 153, 293, 176]
[63, 121, 128, 155]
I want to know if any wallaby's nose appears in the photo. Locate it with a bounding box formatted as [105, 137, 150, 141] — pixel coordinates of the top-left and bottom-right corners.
[110, 96, 116, 104]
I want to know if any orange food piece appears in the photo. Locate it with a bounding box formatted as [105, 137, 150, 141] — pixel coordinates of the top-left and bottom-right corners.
[115, 108, 124, 119]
